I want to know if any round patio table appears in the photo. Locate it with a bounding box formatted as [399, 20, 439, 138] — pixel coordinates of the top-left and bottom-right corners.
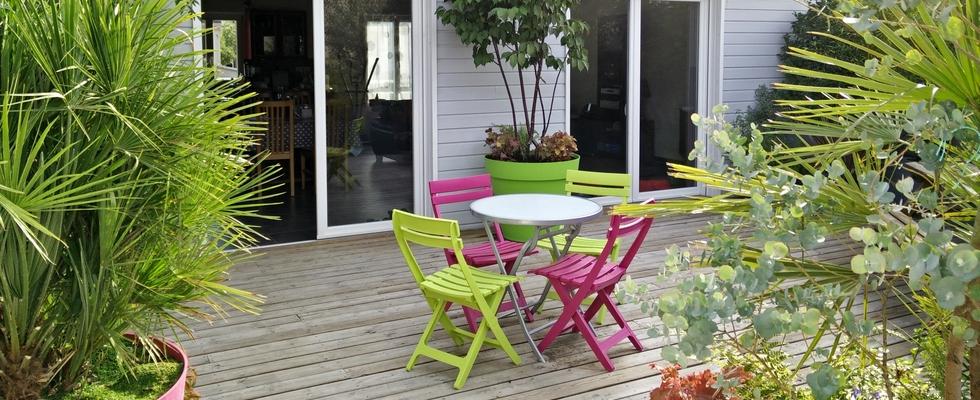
[470, 194, 604, 363]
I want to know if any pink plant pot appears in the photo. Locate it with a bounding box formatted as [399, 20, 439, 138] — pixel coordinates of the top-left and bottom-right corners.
[123, 334, 189, 400]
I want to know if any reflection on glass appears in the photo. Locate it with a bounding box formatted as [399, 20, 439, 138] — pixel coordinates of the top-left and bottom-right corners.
[639, 1, 699, 191]
[209, 20, 240, 80]
[263, 36, 276, 55]
[570, 0, 629, 174]
[324, 1, 414, 227]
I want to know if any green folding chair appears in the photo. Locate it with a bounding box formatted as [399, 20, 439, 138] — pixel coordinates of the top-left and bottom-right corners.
[536, 170, 631, 323]
[392, 210, 522, 389]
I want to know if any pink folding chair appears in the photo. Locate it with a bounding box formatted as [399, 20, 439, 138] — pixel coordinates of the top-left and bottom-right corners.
[530, 212, 654, 371]
[429, 174, 537, 332]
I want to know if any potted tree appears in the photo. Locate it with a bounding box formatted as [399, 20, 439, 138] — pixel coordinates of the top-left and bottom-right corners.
[0, 1, 272, 399]
[437, 0, 590, 240]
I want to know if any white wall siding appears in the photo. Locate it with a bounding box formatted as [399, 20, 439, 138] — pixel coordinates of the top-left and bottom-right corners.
[722, 0, 808, 116]
[172, 1, 199, 56]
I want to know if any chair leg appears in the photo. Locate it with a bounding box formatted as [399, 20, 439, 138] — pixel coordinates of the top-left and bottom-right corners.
[571, 309, 615, 371]
[300, 153, 306, 191]
[537, 283, 579, 352]
[433, 300, 465, 347]
[462, 306, 481, 333]
[483, 309, 521, 366]
[504, 261, 533, 322]
[455, 316, 489, 389]
[288, 157, 296, 197]
[256, 162, 264, 191]
[548, 289, 604, 325]
[408, 299, 446, 371]
[599, 289, 643, 351]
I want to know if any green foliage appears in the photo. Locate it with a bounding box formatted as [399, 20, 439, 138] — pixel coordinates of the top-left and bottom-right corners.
[0, 1, 273, 398]
[218, 20, 239, 67]
[437, 0, 589, 162]
[733, 0, 867, 137]
[717, 343, 940, 400]
[52, 343, 182, 400]
[617, 0, 979, 398]
[57, 362, 181, 400]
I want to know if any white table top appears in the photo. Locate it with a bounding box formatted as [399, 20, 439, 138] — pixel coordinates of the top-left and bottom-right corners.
[470, 194, 603, 226]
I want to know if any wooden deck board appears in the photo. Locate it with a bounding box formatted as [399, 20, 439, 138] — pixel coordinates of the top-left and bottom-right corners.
[179, 214, 906, 399]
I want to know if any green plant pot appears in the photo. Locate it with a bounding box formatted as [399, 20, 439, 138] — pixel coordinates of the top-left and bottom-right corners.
[484, 155, 580, 241]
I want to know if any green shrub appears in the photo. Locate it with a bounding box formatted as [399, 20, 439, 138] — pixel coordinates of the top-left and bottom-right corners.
[0, 1, 272, 398]
[733, 0, 866, 137]
[617, 0, 980, 398]
[716, 343, 940, 400]
[52, 343, 182, 400]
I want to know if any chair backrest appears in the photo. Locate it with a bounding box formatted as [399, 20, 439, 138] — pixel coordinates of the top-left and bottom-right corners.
[256, 100, 295, 154]
[587, 199, 656, 289]
[428, 174, 505, 242]
[565, 170, 631, 204]
[327, 100, 352, 148]
[392, 209, 478, 289]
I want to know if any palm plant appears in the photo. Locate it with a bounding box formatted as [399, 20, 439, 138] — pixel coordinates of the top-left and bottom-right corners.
[616, 0, 978, 399]
[0, 1, 274, 398]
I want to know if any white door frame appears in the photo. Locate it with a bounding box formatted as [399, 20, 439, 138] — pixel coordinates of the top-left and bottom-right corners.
[567, 0, 722, 204]
[314, 0, 434, 239]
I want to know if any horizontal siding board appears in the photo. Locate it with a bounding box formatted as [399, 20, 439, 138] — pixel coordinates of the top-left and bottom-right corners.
[723, 78, 779, 91]
[438, 154, 487, 172]
[723, 67, 783, 80]
[725, 21, 796, 34]
[439, 97, 566, 116]
[724, 55, 781, 68]
[439, 84, 565, 102]
[722, 89, 758, 103]
[725, 44, 785, 56]
[728, 0, 806, 11]
[437, 71, 562, 88]
[439, 141, 486, 158]
[724, 32, 787, 45]
[722, 0, 806, 114]
[726, 9, 800, 22]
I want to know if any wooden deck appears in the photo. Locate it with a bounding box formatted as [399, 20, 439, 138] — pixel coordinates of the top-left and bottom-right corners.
[181, 213, 915, 399]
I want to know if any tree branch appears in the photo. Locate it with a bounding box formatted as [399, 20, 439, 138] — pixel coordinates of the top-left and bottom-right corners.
[493, 41, 518, 132]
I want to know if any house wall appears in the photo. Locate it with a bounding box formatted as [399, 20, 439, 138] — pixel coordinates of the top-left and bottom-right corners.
[721, 0, 808, 117]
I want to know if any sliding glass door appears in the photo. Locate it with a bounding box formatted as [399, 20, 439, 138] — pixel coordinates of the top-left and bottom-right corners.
[571, 0, 708, 198]
[571, 0, 629, 174]
[638, 1, 700, 192]
[319, 1, 416, 231]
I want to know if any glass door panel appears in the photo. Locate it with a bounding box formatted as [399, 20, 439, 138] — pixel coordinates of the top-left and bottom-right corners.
[638, 1, 699, 191]
[570, 0, 629, 174]
[323, 1, 414, 227]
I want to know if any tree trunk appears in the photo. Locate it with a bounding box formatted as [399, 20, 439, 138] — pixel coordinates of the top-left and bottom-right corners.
[945, 316, 965, 400]
[969, 212, 980, 398]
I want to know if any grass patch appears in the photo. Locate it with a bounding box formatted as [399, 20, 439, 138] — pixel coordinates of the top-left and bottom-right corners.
[51, 344, 183, 400]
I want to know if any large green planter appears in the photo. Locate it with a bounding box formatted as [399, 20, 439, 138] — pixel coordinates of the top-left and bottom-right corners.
[484, 155, 581, 241]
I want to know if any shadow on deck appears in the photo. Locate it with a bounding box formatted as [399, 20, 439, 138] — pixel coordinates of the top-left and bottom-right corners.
[180, 213, 913, 399]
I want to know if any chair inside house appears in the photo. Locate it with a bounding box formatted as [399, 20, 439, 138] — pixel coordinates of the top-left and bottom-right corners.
[326, 99, 357, 189]
[530, 212, 655, 372]
[428, 174, 537, 332]
[392, 210, 522, 389]
[256, 100, 301, 196]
